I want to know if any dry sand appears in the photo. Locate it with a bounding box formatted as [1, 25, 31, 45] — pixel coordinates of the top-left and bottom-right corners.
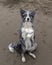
[0, 1, 52, 65]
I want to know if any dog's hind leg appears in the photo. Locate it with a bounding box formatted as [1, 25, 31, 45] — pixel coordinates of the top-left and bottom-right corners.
[28, 43, 37, 59]
[28, 52, 36, 59]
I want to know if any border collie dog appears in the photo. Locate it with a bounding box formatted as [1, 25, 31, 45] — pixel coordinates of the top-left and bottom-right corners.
[8, 9, 37, 62]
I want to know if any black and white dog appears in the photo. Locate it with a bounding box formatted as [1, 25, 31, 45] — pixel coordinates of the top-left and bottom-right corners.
[8, 9, 37, 62]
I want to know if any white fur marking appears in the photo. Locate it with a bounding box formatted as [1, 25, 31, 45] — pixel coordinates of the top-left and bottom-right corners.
[29, 53, 36, 58]
[21, 27, 34, 38]
[8, 43, 14, 53]
[25, 11, 31, 21]
[22, 56, 26, 62]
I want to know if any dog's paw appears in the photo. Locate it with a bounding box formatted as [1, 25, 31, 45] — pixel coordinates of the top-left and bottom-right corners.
[29, 53, 36, 59]
[22, 56, 26, 63]
[31, 54, 36, 59]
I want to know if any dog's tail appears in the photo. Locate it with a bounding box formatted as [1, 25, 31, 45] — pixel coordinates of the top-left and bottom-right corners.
[8, 41, 22, 53]
[8, 43, 16, 53]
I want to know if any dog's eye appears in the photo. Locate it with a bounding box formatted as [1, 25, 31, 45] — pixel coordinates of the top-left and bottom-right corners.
[29, 14, 31, 16]
[29, 14, 33, 17]
[22, 14, 27, 17]
[29, 14, 34, 17]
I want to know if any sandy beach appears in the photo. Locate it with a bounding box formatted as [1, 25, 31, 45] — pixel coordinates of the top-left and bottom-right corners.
[0, 0, 52, 65]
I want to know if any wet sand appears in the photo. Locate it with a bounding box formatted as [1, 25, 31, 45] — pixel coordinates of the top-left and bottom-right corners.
[0, 1, 52, 65]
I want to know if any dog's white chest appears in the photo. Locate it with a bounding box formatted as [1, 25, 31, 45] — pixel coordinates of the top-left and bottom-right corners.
[21, 27, 34, 39]
[25, 38, 31, 50]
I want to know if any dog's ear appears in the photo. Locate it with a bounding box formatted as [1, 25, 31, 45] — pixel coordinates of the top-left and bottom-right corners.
[20, 8, 25, 17]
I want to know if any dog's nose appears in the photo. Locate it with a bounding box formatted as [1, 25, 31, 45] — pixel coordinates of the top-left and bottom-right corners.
[27, 18, 29, 21]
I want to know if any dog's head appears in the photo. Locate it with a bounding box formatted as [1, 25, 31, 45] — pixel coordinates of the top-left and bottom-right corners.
[20, 9, 36, 22]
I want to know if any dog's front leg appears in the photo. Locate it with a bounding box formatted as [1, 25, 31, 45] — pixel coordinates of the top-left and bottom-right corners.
[28, 52, 36, 59]
[21, 53, 26, 62]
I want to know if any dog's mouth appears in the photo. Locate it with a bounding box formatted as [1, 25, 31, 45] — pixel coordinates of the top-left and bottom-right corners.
[23, 22, 32, 28]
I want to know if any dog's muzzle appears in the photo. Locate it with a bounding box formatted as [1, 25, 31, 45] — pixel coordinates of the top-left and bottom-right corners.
[25, 17, 31, 22]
